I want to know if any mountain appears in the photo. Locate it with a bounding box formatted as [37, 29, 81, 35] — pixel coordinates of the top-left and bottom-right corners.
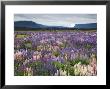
[14, 21, 46, 28]
[14, 21, 73, 31]
[14, 21, 97, 30]
[73, 23, 97, 29]
[14, 21, 67, 28]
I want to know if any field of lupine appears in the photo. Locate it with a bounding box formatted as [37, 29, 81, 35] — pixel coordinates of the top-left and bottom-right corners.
[14, 30, 97, 76]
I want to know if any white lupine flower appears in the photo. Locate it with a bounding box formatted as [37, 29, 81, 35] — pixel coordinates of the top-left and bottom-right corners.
[26, 67, 33, 76]
[74, 68, 80, 76]
[59, 69, 67, 76]
[82, 66, 87, 75]
[73, 60, 97, 76]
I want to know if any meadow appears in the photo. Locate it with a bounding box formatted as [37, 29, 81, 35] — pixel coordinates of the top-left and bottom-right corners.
[14, 30, 97, 76]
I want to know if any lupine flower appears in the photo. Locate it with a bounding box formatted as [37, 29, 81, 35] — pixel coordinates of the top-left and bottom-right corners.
[14, 31, 97, 76]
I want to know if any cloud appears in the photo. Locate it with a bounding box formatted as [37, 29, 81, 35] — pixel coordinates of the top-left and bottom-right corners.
[14, 14, 97, 27]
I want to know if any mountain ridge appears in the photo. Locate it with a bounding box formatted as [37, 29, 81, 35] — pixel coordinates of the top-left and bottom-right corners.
[14, 21, 97, 30]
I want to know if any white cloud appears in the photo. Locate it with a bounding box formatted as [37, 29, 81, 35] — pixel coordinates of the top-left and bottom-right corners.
[14, 14, 97, 27]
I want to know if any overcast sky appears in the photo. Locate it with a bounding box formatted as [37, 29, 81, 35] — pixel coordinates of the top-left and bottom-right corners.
[14, 14, 97, 27]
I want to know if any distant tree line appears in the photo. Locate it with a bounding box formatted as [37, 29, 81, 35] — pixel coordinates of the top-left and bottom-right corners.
[14, 27, 97, 31]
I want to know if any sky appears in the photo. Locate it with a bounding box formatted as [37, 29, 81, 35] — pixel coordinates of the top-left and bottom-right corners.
[14, 14, 97, 27]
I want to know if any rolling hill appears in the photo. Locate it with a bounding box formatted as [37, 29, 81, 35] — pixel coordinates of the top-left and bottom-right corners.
[74, 23, 97, 29]
[14, 21, 97, 31]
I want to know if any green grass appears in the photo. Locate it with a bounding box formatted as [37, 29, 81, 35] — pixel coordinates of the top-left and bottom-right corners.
[16, 34, 28, 38]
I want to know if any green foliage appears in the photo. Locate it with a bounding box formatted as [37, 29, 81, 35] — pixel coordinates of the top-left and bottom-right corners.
[69, 58, 89, 66]
[68, 67, 75, 76]
[34, 61, 50, 76]
[16, 34, 28, 38]
[20, 44, 26, 49]
[52, 61, 65, 70]
[15, 70, 24, 76]
[51, 58, 90, 76]
[80, 59, 89, 65]
[20, 41, 32, 49]
[85, 44, 92, 49]
[36, 68, 50, 76]
[29, 61, 42, 68]
[25, 43, 32, 48]
[14, 62, 19, 68]
[52, 51, 60, 57]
